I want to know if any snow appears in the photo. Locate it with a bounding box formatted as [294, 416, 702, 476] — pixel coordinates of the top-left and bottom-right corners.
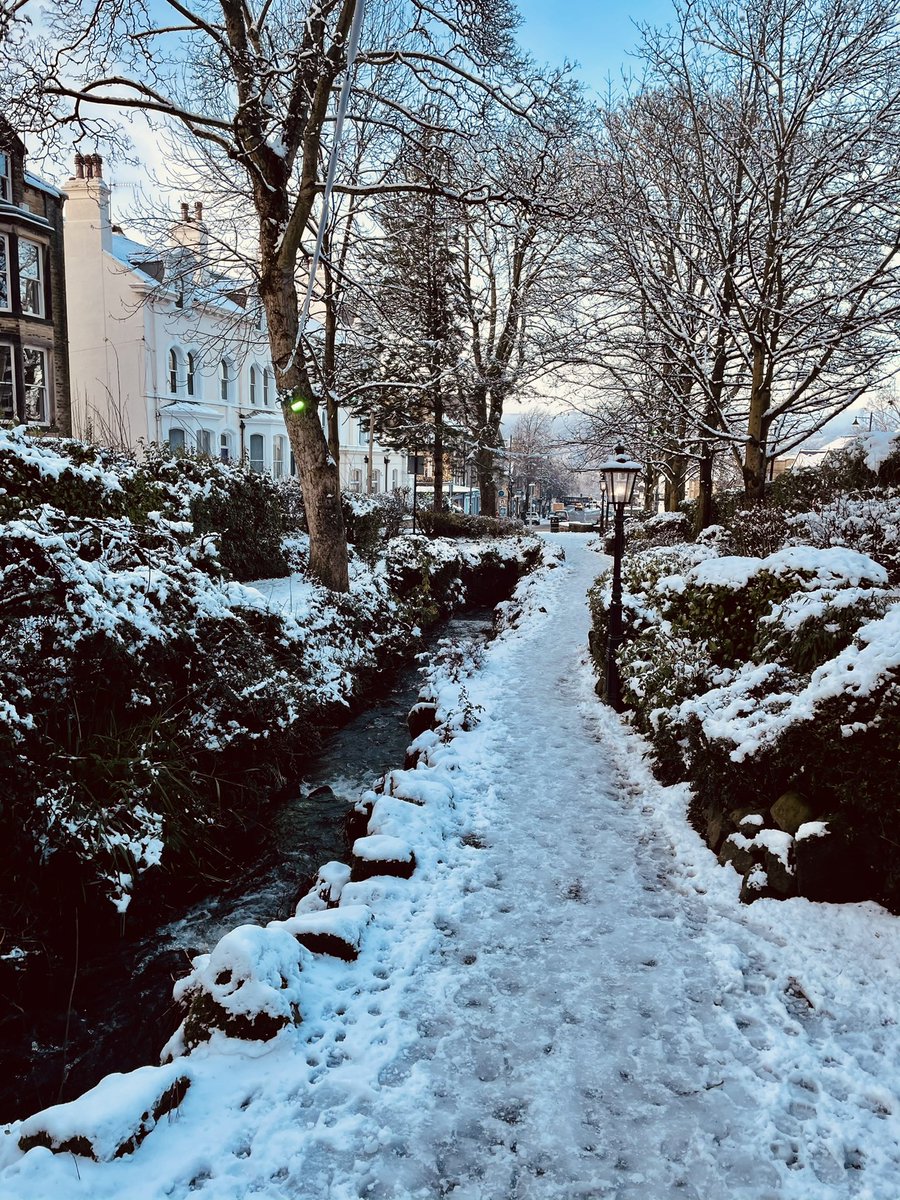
[4, 538, 900, 1197]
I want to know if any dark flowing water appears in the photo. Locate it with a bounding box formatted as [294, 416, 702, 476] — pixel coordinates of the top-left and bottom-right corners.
[1, 611, 494, 1124]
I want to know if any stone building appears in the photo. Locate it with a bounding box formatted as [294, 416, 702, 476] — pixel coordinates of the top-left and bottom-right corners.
[0, 120, 71, 433]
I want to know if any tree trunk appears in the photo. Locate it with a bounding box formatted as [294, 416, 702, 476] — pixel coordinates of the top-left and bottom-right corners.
[476, 445, 498, 517]
[695, 446, 714, 534]
[743, 341, 769, 501]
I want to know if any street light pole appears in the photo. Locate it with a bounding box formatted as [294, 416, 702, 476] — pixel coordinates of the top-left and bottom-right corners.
[599, 444, 642, 713]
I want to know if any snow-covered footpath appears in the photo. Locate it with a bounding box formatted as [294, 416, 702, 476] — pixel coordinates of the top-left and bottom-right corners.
[3, 536, 900, 1199]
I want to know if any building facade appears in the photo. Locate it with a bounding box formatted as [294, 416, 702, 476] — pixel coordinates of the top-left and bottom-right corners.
[63, 155, 410, 491]
[0, 121, 71, 433]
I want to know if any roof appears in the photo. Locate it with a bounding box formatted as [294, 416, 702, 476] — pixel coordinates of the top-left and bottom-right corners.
[24, 170, 66, 200]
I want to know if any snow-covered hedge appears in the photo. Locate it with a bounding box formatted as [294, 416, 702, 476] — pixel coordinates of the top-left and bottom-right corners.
[0, 432, 542, 944]
[590, 529, 900, 906]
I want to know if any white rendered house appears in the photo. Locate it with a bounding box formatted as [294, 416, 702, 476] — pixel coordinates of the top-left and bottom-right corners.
[63, 156, 411, 493]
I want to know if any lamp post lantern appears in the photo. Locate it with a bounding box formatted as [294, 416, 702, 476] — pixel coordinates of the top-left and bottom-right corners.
[599, 444, 642, 712]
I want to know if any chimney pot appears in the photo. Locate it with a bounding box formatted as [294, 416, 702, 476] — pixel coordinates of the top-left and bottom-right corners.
[91, 154, 103, 179]
[194, 202, 203, 222]
[74, 152, 85, 179]
[180, 202, 190, 222]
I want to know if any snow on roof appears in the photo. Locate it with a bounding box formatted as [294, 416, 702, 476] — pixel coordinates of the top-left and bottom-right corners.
[23, 169, 65, 200]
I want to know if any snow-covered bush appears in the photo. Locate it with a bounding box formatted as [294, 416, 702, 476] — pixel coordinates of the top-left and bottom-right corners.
[787, 490, 900, 585]
[590, 532, 900, 904]
[626, 509, 692, 549]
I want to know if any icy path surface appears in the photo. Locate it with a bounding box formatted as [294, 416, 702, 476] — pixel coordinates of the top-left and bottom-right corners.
[4, 536, 900, 1200]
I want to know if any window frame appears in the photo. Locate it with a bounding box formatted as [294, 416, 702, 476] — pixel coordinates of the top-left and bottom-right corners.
[248, 432, 265, 473]
[0, 152, 10, 202]
[196, 428, 213, 456]
[168, 426, 186, 453]
[273, 435, 285, 479]
[18, 238, 45, 318]
[249, 364, 258, 406]
[168, 347, 180, 395]
[22, 344, 50, 424]
[186, 351, 196, 397]
[262, 368, 270, 407]
[0, 233, 9, 311]
[0, 341, 16, 418]
[219, 358, 230, 402]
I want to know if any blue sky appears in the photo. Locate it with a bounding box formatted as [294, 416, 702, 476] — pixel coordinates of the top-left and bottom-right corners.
[513, 0, 677, 92]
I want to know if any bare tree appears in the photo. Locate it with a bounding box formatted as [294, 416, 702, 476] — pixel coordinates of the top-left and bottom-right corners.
[587, 0, 900, 519]
[14, 0, 535, 589]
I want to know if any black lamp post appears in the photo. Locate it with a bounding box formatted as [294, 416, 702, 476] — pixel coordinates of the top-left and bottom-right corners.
[600, 443, 642, 712]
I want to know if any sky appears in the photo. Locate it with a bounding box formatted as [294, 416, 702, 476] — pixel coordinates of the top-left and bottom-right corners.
[512, 0, 676, 91]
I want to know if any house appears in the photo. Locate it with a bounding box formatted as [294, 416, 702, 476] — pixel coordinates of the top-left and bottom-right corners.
[63, 153, 410, 492]
[0, 120, 71, 433]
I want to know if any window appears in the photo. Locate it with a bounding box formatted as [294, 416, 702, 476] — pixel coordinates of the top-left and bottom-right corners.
[263, 368, 270, 406]
[168, 348, 179, 394]
[19, 239, 44, 317]
[392, 468, 399, 490]
[0, 152, 9, 202]
[219, 359, 230, 401]
[168, 427, 186, 453]
[249, 433, 265, 473]
[0, 343, 14, 417]
[186, 352, 196, 397]
[372, 469, 381, 493]
[357, 420, 368, 446]
[273, 436, 285, 479]
[249, 365, 258, 406]
[0, 235, 8, 310]
[196, 428, 213, 456]
[22, 346, 49, 423]
[220, 431, 232, 463]
[350, 467, 363, 493]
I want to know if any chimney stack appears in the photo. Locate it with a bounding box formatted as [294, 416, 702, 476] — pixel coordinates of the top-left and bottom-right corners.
[180, 201, 190, 222]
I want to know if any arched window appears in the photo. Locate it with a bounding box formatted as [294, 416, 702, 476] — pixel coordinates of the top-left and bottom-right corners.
[168, 427, 186, 453]
[249, 433, 265, 473]
[186, 352, 196, 397]
[372, 469, 381, 493]
[219, 359, 230, 402]
[220, 431, 233, 463]
[249, 365, 258, 406]
[263, 368, 271, 406]
[196, 429, 212, 456]
[350, 467, 363, 493]
[168, 348, 180, 395]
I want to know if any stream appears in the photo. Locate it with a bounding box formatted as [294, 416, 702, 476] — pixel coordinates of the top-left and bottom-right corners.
[1, 609, 494, 1125]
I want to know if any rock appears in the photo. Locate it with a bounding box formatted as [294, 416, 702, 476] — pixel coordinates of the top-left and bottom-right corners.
[729, 807, 768, 834]
[771, 791, 818, 835]
[706, 809, 737, 854]
[296, 860, 353, 913]
[719, 832, 760, 876]
[173, 924, 304, 1052]
[758, 832, 797, 898]
[740, 864, 772, 904]
[307, 785, 335, 801]
[280, 905, 373, 963]
[407, 701, 438, 739]
[351, 834, 416, 882]
[18, 1064, 190, 1161]
[794, 818, 873, 903]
